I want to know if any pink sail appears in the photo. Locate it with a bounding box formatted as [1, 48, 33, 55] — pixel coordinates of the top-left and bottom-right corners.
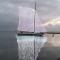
[18, 6, 46, 33]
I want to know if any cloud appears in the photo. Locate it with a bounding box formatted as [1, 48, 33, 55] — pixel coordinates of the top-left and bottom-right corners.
[42, 17, 60, 26]
[0, 1, 18, 31]
[41, 17, 60, 32]
[37, 0, 60, 18]
[0, 0, 60, 32]
[0, 1, 18, 16]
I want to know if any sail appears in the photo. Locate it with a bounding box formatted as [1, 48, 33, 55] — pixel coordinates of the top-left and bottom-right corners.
[18, 6, 46, 33]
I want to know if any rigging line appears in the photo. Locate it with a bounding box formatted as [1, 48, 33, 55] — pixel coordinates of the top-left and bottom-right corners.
[34, 1, 36, 60]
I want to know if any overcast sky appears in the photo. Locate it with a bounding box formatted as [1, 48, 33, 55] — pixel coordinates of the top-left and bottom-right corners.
[0, 0, 60, 32]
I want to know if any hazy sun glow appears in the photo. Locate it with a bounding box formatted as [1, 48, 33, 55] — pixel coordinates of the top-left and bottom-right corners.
[42, 17, 60, 27]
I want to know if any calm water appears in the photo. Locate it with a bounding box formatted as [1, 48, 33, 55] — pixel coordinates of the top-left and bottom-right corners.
[0, 32, 18, 60]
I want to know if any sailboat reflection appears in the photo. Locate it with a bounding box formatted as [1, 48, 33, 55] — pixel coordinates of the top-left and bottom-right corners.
[16, 32, 47, 60]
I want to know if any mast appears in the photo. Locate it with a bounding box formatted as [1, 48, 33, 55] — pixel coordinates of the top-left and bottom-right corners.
[34, 1, 36, 60]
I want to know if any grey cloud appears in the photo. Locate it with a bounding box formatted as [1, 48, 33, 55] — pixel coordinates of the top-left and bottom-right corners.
[37, 0, 60, 17]
[0, 0, 60, 32]
[0, 2, 18, 16]
[0, 1, 18, 31]
[36, 0, 60, 32]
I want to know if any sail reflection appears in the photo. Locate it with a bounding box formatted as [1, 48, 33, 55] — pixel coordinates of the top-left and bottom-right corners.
[17, 35, 47, 60]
